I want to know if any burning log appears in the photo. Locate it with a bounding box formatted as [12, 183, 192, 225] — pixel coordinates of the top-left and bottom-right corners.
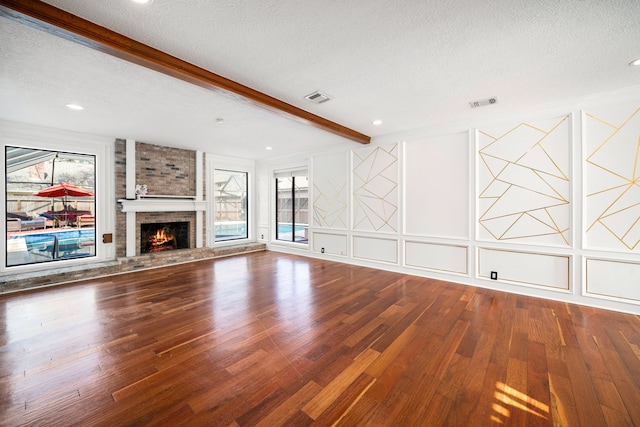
[146, 226, 177, 252]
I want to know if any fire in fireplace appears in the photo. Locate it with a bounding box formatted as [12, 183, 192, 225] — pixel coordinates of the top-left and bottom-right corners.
[141, 222, 189, 253]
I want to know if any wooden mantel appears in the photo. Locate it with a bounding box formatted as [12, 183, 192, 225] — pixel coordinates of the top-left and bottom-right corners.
[0, 0, 371, 145]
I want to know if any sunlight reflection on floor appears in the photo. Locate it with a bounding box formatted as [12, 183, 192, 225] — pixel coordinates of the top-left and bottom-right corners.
[491, 381, 550, 423]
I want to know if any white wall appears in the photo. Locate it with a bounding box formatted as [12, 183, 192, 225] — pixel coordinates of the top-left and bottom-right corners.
[258, 87, 640, 314]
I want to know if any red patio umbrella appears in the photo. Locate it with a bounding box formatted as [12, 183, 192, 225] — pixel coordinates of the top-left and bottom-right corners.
[33, 182, 94, 219]
[33, 182, 94, 198]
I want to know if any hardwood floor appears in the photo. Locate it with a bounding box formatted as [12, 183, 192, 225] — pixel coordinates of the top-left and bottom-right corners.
[1, 252, 639, 426]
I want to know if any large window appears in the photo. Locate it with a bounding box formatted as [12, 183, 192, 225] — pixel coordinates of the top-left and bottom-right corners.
[5, 146, 96, 267]
[275, 170, 308, 243]
[214, 169, 248, 241]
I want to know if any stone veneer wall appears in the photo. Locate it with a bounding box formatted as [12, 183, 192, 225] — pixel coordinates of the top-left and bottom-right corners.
[0, 139, 263, 294]
[135, 141, 196, 197]
[114, 139, 204, 257]
[115, 139, 127, 256]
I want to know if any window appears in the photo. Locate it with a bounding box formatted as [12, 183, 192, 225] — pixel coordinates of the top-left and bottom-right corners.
[5, 146, 96, 266]
[275, 170, 308, 243]
[214, 169, 248, 241]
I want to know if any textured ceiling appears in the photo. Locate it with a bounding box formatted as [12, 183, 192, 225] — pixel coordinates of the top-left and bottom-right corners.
[1, 0, 639, 159]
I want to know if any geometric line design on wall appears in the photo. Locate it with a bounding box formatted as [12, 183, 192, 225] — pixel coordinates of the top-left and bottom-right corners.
[585, 107, 640, 250]
[353, 143, 398, 232]
[312, 153, 348, 229]
[313, 181, 348, 228]
[478, 116, 570, 245]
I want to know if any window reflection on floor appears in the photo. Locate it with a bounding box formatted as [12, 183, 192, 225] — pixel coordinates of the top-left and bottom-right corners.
[491, 381, 550, 423]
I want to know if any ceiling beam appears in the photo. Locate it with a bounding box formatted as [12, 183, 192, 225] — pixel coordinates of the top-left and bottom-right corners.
[0, 0, 371, 145]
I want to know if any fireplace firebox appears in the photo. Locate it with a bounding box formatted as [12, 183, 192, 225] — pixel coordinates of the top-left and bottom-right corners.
[141, 222, 189, 253]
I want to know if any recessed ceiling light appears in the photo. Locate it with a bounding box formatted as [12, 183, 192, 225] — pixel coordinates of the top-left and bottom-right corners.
[65, 104, 84, 110]
[266, 146, 273, 150]
[372, 120, 382, 126]
[131, 0, 152, 4]
[629, 58, 640, 66]
[215, 118, 224, 124]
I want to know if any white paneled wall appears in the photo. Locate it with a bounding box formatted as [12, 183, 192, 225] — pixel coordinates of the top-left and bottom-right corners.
[261, 92, 640, 314]
[477, 116, 571, 247]
[584, 106, 640, 251]
[352, 144, 399, 233]
[312, 232, 347, 257]
[405, 241, 468, 275]
[405, 133, 469, 239]
[586, 258, 640, 302]
[353, 236, 398, 264]
[312, 152, 348, 230]
[478, 248, 570, 290]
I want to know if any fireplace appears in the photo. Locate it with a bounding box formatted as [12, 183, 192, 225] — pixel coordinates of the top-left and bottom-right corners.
[140, 221, 189, 253]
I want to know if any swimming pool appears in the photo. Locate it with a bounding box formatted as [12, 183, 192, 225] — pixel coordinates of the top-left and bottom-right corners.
[277, 223, 307, 233]
[12, 229, 94, 245]
[8, 229, 95, 266]
[276, 223, 308, 242]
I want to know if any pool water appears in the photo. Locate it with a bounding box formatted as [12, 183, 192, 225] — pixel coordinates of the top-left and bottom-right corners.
[9, 229, 95, 265]
[13, 229, 94, 245]
[277, 224, 307, 233]
[276, 223, 308, 243]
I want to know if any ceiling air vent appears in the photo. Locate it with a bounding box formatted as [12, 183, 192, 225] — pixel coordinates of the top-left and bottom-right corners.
[304, 91, 332, 104]
[469, 96, 498, 108]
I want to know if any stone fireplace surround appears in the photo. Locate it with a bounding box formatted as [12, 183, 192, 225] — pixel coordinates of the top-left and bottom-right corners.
[112, 138, 262, 269]
[119, 199, 203, 257]
[0, 139, 264, 293]
[117, 139, 204, 257]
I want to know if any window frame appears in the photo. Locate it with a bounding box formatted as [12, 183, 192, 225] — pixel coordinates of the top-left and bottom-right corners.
[274, 168, 309, 244]
[206, 154, 255, 247]
[6, 146, 97, 267]
[1, 120, 115, 273]
[213, 168, 249, 242]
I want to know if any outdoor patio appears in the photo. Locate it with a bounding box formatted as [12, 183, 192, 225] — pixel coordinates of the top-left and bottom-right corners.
[6, 147, 97, 267]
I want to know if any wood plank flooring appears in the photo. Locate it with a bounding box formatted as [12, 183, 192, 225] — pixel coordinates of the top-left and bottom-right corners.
[1, 251, 639, 426]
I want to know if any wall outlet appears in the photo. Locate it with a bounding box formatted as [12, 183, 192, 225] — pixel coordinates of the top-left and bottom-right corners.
[321, 248, 325, 253]
[490, 271, 498, 280]
[261, 234, 264, 239]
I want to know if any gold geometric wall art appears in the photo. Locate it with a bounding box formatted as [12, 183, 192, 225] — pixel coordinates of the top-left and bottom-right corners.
[352, 143, 398, 233]
[312, 153, 348, 229]
[313, 181, 348, 228]
[585, 106, 640, 251]
[478, 116, 570, 246]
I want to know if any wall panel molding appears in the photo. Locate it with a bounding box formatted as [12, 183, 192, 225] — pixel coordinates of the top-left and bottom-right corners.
[352, 143, 399, 233]
[312, 152, 348, 229]
[312, 232, 347, 256]
[405, 133, 469, 238]
[478, 247, 570, 290]
[586, 258, 640, 304]
[352, 235, 398, 264]
[405, 241, 468, 275]
[478, 116, 571, 246]
[584, 105, 640, 251]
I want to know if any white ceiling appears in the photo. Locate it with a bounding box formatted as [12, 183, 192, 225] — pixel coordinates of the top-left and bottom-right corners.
[1, 0, 639, 160]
